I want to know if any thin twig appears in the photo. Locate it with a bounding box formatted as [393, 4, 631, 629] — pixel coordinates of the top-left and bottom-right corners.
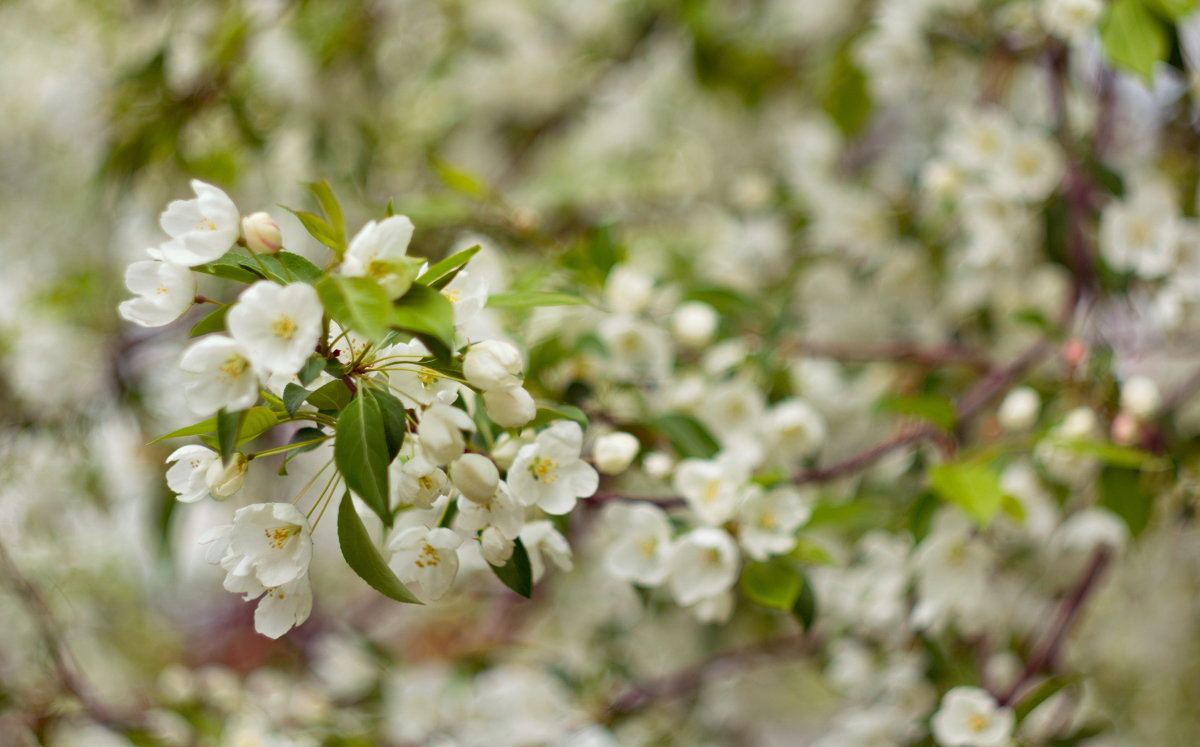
[783, 339, 993, 372]
[999, 548, 1112, 706]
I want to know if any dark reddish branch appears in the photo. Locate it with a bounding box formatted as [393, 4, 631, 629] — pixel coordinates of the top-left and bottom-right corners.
[0, 543, 141, 730]
[784, 339, 994, 372]
[999, 548, 1112, 706]
[605, 633, 814, 718]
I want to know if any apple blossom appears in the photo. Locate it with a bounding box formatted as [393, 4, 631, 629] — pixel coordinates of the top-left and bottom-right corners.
[241, 211, 282, 254]
[462, 339, 524, 391]
[118, 259, 196, 327]
[930, 687, 1014, 747]
[165, 445, 219, 503]
[520, 521, 573, 582]
[157, 180, 241, 266]
[223, 502, 314, 587]
[736, 486, 812, 561]
[666, 528, 739, 607]
[417, 404, 476, 465]
[387, 526, 463, 600]
[205, 451, 247, 499]
[449, 453, 500, 504]
[482, 386, 536, 428]
[341, 215, 415, 279]
[178, 335, 260, 416]
[508, 421, 599, 514]
[592, 431, 639, 475]
[601, 502, 672, 586]
[226, 281, 324, 377]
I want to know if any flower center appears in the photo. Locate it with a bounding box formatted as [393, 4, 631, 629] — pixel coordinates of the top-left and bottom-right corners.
[637, 537, 657, 558]
[760, 510, 778, 530]
[272, 315, 297, 340]
[418, 475, 434, 491]
[155, 285, 170, 295]
[528, 456, 559, 483]
[443, 288, 462, 304]
[418, 371, 437, 388]
[264, 525, 301, 550]
[195, 218, 217, 232]
[415, 542, 440, 568]
[967, 712, 988, 732]
[218, 355, 249, 382]
[701, 479, 721, 504]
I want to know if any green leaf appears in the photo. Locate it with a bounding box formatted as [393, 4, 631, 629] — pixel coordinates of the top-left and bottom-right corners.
[283, 383, 310, 417]
[1043, 438, 1168, 470]
[822, 44, 873, 137]
[792, 569, 818, 631]
[365, 386, 407, 460]
[317, 275, 392, 343]
[431, 158, 490, 199]
[271, 251, 324, 284]
[1100, 465, 1153, 537]
[337, 493, 421, 604]
[283, 207, 344, 256]
[527, 405, 589, 430]
[306, 180, 345, 245]
[193, 251, 263, 284]
[298, 355, 325, 386]
[335, 392, 393, 525]
[878, 394, 956, 431]
[149, 417, 219, 444]
[1145, 0, 1196, 20]
[385, 197, 395, 217]
[486, 291, 590, 309]
[1015, 675, 1081, 723]
[929, 461, 1006, 526]
[392, 282, 457, 359]
[189, 304, 229, 337]
[488, 537, 533, 598]
[216, 408, 248, 465]
[740, 559, 802, 610]
[651, 413, 720, 459]
[417, 244, 481, 289]
[788, 537, 837, 566]
[1101, 0, 1168, 82]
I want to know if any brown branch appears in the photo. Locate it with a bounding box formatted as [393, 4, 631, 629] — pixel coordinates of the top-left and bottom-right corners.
[0, 542, 141, 730]
[999, 548, 1112, 706]
[604, 632, 814, 719]
[783, 339, 993, 372]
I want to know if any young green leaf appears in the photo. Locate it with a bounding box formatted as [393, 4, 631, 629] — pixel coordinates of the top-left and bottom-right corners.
[282, 207, 345, 256]
[486, 291, 590, 309]
[392, 282, 457, 359]
[307, 379, 353, 412]
[149, 417, 218, 444]
[929, 461, 1006, 526]
[1101, 0, 1168, 83]
[792, 569, 818, 631]
[216, 408, 248, 465]
[417, 244, 481, 289]
[878, 394, 956, 431]
[740, 559, 802, 610]
[337, 493, 421, 604]
[488, 537, 533, 598]
[298, 355, 325, 386]
[527, 405, 589, 430]
[365, 386, 407, 460]
[189, 304, 229, 337]
[306, 180, 345, 244]
[316, 275, 393, 343]
[1100, 465, 1152, 538]
[192, 251, 263, 284]
[283, 383, 311, 417]
[1014, 675, 1081, 722]
[651, 413, 720, 459]
[335, 392, 393, 525]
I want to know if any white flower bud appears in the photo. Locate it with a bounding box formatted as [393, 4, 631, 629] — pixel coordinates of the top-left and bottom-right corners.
[205, 452, 247, 499]
[463, 340, 524, 391]
[1120, 376, 1161, 420]
[998, 386, 1040, 431]
[671, 301, 719, 349]
[241, 212, 282, 254]
[643, 451, 674, 480]
[593, 431, 640, 475]
[480, 526, 514, 566]
[417, 404, 476, 465]
[449, 454, 499, 504]
[483, 386, 536, 428]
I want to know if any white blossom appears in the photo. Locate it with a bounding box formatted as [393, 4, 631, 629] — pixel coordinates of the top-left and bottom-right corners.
[222, 502, 314, 588]
[393, 450, 452, 508]
[520, 521, 573, 582]
[666, 527, 740, 606]
[450, 453, 500, 504]
[737, 486, 812, 561]
[165, 445, 219, 503]
[342, 215, 415, 278]
[463, 340, 524, 391]
[930, 686, 1014, 747]
[227, 281, 324, 377]
[508, 421, 599, 514]
[178, 335, 260, 416]
[673, 452, 750, 526]
[592, 431, 640, 475]
[158, 180, 241, 266]
[118, 259, 196, 327]
[601, 502, 672, 586]
[388, 526, 463, 600]
[483, 385, 537, 428]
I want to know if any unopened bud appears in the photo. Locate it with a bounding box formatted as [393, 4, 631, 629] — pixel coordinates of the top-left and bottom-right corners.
[593, 431, 640, 475]
[463, 340, 524, 391]
[205, 452, 247, 499]
[450, 454, 499, 504]
[481, 526, 514, 566]
[483, 386, 536, 429]
[1120, 376, 1161, 420]
[998, 387, 1040, 431]
[671, 301, 719, 349]
[242, 212, 282, 254]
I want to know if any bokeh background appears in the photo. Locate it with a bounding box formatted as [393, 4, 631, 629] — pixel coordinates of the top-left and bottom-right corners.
[4, 0, 1200, 744]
